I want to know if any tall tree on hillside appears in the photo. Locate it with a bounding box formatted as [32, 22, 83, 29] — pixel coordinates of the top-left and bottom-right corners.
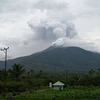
[9, 64, 25, 81]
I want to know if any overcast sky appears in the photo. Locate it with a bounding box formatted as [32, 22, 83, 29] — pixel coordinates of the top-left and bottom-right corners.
[0, 0, 100, 59]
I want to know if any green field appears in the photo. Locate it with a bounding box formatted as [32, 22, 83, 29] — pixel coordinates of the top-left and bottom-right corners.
[0, 86, 100, 100]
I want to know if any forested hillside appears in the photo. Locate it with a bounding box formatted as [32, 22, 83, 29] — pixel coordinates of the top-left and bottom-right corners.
[0, 47, 100, 72]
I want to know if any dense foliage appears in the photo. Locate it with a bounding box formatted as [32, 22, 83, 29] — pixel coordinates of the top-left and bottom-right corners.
[0, 64, 100, 94]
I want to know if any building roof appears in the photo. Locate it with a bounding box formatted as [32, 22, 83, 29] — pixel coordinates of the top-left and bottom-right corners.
[53, 81, 65, 86]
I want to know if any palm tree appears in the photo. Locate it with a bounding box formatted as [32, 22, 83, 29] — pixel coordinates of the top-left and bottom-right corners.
[9, 64, 25, 81]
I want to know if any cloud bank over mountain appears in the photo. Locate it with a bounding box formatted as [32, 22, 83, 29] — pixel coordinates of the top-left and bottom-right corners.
[0, 0, 100, 59]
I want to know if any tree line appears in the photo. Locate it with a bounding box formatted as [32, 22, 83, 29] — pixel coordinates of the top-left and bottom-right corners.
[0, 63, 100, 95]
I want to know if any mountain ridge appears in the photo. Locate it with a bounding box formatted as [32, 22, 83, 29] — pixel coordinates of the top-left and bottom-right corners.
[0, 46, 100, 73]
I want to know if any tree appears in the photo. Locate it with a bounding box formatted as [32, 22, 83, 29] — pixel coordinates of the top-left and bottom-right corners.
[9, 64, 25, 81]
[88, 69, 95, 76]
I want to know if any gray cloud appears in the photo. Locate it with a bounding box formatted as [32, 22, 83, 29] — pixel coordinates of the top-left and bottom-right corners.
[74, 0, 100, 17]
[33, 0, 68, 10]
[66, 23, 77, 39]
[28, 0, 77, 41]
[28, 19, 77, 41]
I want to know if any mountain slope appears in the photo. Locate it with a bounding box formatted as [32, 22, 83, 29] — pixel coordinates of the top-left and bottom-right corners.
[0, 47, 100, 72]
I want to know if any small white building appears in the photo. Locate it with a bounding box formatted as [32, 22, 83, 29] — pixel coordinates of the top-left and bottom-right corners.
[49, 82, 52, 88]
[53, 81, 65, 90]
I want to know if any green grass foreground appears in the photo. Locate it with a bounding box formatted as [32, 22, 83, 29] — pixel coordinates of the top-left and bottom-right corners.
[1, 86, 100, 100]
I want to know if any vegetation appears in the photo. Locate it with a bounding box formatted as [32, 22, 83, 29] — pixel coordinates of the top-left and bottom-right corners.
[8, 64, 25, 81]
[14, 86, 100, 100]
[0, 63, 100, 99]
[0, 86, 100, 100]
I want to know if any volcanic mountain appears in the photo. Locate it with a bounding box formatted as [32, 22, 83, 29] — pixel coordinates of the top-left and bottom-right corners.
[0, 46, 100, 73]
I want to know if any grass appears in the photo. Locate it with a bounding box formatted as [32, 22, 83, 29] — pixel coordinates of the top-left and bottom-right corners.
[0, 86, 100, 100]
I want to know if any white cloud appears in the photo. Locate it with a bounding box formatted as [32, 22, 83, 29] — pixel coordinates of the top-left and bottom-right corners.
[52, 36, 100, 53]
